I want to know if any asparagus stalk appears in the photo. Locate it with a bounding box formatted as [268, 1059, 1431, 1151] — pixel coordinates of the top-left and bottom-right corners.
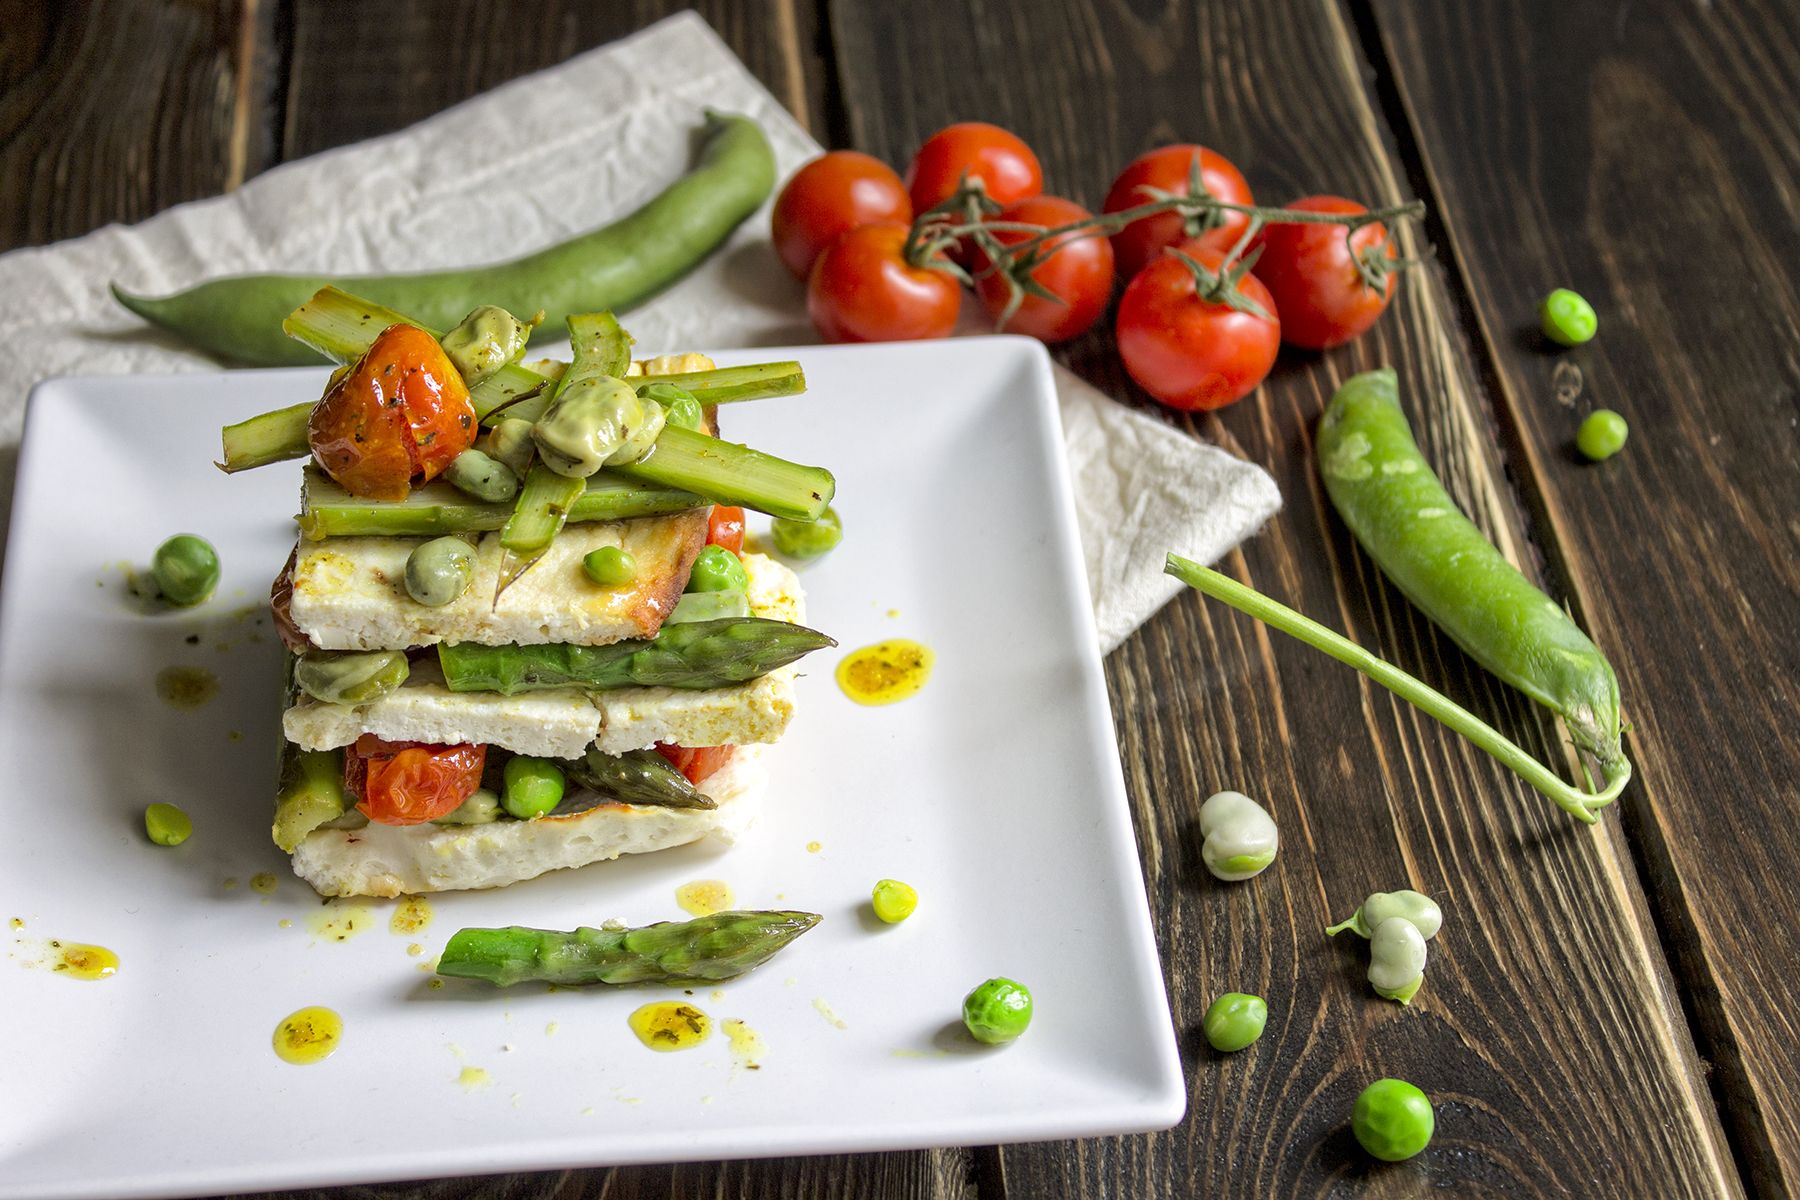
[437, 910, 823, 987]
[272, 746, 348, 854]
[221, 402, 315, 472]
[499, 464, 587, 557]
[566, 748, 715, 811]
[619, 425, 833, 521]
[492, 359, 807, 426]
[297, 466, 701, 539]
[437, 617, 836, 695]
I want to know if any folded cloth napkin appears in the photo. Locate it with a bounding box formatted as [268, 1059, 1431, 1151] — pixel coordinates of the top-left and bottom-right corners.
[0, 11, 1278, 650]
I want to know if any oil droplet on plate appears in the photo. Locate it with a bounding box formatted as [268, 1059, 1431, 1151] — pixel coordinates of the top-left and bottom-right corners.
[628, 1001, 712, 1052]
[278, 919, 293, 929]
[722, 1018, 766, 1069]
[458, 1066, 492, 1091]
[52, 942, 119, 980]
[406, 942, 424, 957]
[155, 666, 220, 710]
[273, 1006, 342, 1064]
[8, 917, 22, 930]
[835, 639, 933, 705]
[812, 997, 848, 1029]
[250, 872, 278, 895]
[805, 841, 822, 854]
[222, 877, 239, 891]
[307, 903, 373, 942]
[390, 895, 433, 935]
[674, 879, 734, 917]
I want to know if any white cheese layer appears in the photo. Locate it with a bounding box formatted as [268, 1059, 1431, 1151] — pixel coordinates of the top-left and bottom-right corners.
[290, 745, 765, 897]
[283, 552, 808, 756]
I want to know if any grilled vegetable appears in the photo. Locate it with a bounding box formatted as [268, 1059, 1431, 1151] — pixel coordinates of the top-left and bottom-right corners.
[566, 748, 714, 811]
[436, 910, 822, 987]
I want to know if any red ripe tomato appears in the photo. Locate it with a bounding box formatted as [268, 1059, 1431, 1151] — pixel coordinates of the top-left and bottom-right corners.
[973, 195, 1115, 344]
[705, 505, 746, 554]
[771, 151, 913, 280]
[345, 735, 486, 826]
[307, 323, 476, 501]
[1103, 145, 1255, 280]
[1115, 243, 1281, 411]
[654, 743, 735, 786]
[1250, 195, 1398, 349]
[904, 122, 1043, 213]
[806, 223, 962, 343]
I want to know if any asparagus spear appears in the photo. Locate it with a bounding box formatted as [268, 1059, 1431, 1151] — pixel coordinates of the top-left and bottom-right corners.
[297, 466, 701, 539]
[492, 359, 806, 426]
[437, 910, 823, 987]
[565, 748, 715, 810]
[272, 746, 348, 853]
[437, 617, 836, 695]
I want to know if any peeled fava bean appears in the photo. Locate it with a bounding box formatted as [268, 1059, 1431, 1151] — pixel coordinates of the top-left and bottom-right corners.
[1198, 790, 1279, 881]
[441, 305, 533, 384]
[1327, 889, 1442, 941]
[405, 536, 477, 607]
[442, 448, 519, 503]
[483, 417, 537, 476]
[294, 649, 410, 705]
[532, 375, 665, 477]
[1368, 916, 1428, 1005]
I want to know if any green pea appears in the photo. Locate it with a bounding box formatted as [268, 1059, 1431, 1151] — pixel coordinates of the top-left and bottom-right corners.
[641, 381, 704, 431]
[1202, 992, 1267, 1052]
[583, 545, 637, 587]
[1197, 790, 1279, 881]
[770, 506, 844, 560]
[1368, 916, 1428, 1005]
[144, 802, 192, 846]
[1352, 1078, 1435, 1162]
[1577, 409, 1628, 461]
[870, 879, 918, 924]
[405, 537, 476, 607]
[686, 545, 749, 593]
[962, 977, 1033, 1044]
[440, 304, 532, 383]
[442, 448, 519, 503]
[293, 649, 410, 705]
[1539, 288, 1598, 346]
[502, 756, 565, 820]
[434, 787, 502, 826]
[150, 534, 220, 607]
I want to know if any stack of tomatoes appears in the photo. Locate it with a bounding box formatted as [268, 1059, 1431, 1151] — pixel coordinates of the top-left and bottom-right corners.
[774, 123, 1399, 414]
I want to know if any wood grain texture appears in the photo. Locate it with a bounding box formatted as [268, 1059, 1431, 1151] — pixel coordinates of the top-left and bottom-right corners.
[1371, 1, 1800, 1193]
[832, 0, 1739, 1195]
[0, 0, 274, 252]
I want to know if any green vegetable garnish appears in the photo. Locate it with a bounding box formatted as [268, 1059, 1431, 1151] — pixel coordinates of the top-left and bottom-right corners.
[1577, 409, 1628, 461]
[962, 977, 1033, 1044]
[501, 756, 565, 820]
[1352, 1079, 1435, 1162]
[143, 802, 192, 847]
[583, 546, 637, 587]
[870, 879, 918, 924]
[1539, 287, 1597, 346]
[1201, 993, 1266, 1052]
[770, 506, 844, 560]
[687, 545, 749, 593]
[404, 537, 476, 607]
[150, 534, 219, 607]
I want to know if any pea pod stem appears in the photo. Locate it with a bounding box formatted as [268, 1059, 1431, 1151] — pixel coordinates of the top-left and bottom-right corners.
[1165, 554, 1630, 824]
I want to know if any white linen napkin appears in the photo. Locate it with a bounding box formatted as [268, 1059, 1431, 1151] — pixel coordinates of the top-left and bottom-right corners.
[0, 11, 1278, 651]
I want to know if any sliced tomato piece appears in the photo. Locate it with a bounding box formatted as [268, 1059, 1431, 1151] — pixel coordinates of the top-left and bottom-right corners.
[705, 506, 746, 554]
[653, 743, 736, 786]
[307, 324, 476, 500]
[345, 734, 486, 826]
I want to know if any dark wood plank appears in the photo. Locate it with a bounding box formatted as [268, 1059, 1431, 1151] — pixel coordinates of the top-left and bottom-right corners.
[260, 5, 965, 1198]
[832, 0, 1739, 1195]
[0, 0, 278, 252]
[1370, 1, 1800, 1193]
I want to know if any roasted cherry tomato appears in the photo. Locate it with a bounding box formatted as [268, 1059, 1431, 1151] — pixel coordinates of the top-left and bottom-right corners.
[307, 324, 476, 501]
[345, 734, 486, 826]
[772, 151, 913, 280]
[904, 122, 1043, 214]
[973, 195, 1115, 343]
[1103, 145, 1255, 280]
[1115, 243, 1281, 411]
[705, 505, 746, 554]
[1250, 195, 1398, 350]
[270, 548, 310, 653]
[807, 223, 962, 343]
[655, 743, 736, 786]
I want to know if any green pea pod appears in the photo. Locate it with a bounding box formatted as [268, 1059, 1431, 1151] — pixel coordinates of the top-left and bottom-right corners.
[111, 112, 776, 366]
[1315, 370, 1625, 778]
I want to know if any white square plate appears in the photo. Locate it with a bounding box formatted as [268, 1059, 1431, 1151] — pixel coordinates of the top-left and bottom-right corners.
[0, 337, 1182, 1198]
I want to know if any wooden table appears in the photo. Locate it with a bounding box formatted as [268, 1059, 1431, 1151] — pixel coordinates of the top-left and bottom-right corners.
[5, 2, 1795, 1196]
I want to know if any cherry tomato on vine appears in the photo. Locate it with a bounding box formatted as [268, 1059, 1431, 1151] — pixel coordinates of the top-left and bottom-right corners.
[771, 151, 913, 280]
[1103, 145, 1255, 280]
[705, 505, 745, 554]
[904, 122, 1043, 214]
[806, 222, 962, 343]
[1250, 195, 1399, 350]
[345, 735, 487, 826]
[973, 195, 1115, 344]
[1115, 243, 1281, 411]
